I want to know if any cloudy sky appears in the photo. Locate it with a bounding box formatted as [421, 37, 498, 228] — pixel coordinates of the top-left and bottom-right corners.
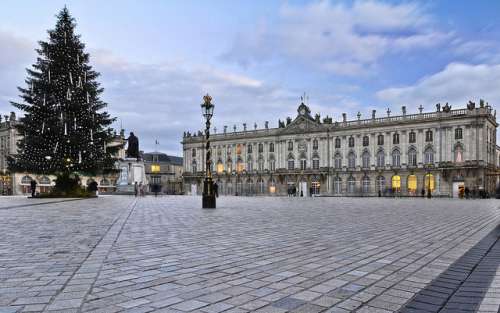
[1, 1, 499, 155]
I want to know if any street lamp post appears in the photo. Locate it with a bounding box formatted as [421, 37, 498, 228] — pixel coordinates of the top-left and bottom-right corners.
[201, 94, 216, 208]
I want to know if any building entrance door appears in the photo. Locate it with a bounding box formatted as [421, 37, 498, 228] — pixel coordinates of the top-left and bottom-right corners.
[299, 182, 308, 197]
[453, 182, 464, 198]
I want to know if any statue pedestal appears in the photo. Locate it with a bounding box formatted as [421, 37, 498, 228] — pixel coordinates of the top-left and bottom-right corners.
[115, 158, 147, 194]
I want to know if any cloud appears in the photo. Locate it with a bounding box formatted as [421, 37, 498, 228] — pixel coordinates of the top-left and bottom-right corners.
[224, 0, 450, 75]
[376, 63, 500, 110]
[91, 50, 298, 154]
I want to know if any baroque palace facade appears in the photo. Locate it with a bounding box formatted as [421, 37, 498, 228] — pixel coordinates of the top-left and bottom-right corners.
[182, 100, 499, 197]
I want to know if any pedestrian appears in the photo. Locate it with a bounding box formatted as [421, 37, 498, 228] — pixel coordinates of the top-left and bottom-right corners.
[30, 179, 37, 198]
[465, 187, 470, 199]
[134, 182, 138, 197]
[214, 182, 219, 198]
[421, 188, 425, 198]
[139, 182, 145, 197]
[309, 186, 313, 197]
[378, 190, 382, 197]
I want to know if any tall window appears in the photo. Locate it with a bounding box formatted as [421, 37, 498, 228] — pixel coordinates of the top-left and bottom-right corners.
[335, 138, 341, 148]
[247, 159, 253, 171]
[288, 159, 295, 170]
[313, 139, 318, 150]
[376, 176, 385, 193]
[191, 160, 197, 173]
[348, 152, 356, 168]
[269, 143, 275, 152]
[192, 148, 196, 157]
[312, 158, 320, 170]
[363, 136, 369, 147]
[455, 145, 463, 163]
[300, 159, 307, 170]
[409, 131, 416, 143]
[288, 141, 293, 151]
[347, 176, 356, 194]
[362, 176, 370, 193]
[425, 173, 435, 192]
[348, 137, 355, 147]
[455, 128, 463, 139]
[424, 147, 434, 164]
[377, 134, 384, 145]
[236, 144, 242, 154]
[258, 143, 263, 153]
[407, 175, 417, 195]
[362, 151, 370, 168]
[408, 148, 417, 166]
[227, 159, 233, 172]
[258, 158, 264, 171]
[247, 144, 252, 154]
[333, 177, 342, 194]
[425, 130, 433, 142]
[334, 153, 342, 169]
[393, 133, 400, 145]
[216, 161, 224, 173]
[269, 159, 275, 171]
[392, 175, 401, 192]
[236, 158, 244, 173]
[376, 150, 385, 167]
[392, 149, 401, 167]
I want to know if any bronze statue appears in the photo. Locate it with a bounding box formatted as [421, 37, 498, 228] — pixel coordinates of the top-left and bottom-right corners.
[126, 132, 140, 159]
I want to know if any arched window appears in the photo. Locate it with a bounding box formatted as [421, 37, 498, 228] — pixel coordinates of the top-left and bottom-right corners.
[192, 148, 196, 157]
[362, 136, 369, 146]
[424, 173, 435, 192]
[334, 153, 342, 169]
[408, 147, 417, 167]
[300, 158, 307, 170]
[392, 175, 401, 192]
[407, 175, 417, 195]
[226, 158, 233, 172]
[392, 149, 401, 167]
[454, 144, 463, 163]
[377, 134, 384, 145]
[258, 143, 263, 153]
[288, 156, 295, 170]
[40, 176, 51, 185]
[348, 151, 356, 168]
[347, 176, 356, 194]
[236, 144, 242, 155]
[424, 147, 434, 164]
[455, 128, 463, 139]
[362, 176, 370, 193]
[409, 131, 416, 143]
[217, 160, 224, 173]
[393, 133, 400, 145]
[191, 160, 197, 173]
[247, 144, 253, 154]
[335, 138, 341, 148]
[348, 137, 355, 147]
[257, 178, 265, 194]
[288, 141, 293, 151]
[376, 176, 385, 193]
[313, 139, 318, 150]
[269, 179, 276, 194]
[425, 130, 433, 142]
[236, 157, 244, 173]
[21, 175, 33, 185]
[362, 151, 370, 168]
[269, 143, 275, 152]
[333, 176, 342, 194]
[376, 150, 385, 167]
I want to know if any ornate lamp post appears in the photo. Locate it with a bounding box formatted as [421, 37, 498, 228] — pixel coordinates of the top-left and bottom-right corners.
[201, 94, 216, 208]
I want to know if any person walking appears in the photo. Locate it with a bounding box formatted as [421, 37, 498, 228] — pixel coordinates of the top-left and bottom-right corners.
[139, 182, 145, 197]
[30, 179, 37, 198]
[134, 182, 138, 197]
[214, 182, 219, 198]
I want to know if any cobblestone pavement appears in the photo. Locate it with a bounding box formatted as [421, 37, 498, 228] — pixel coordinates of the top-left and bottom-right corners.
[0, 196, 499, 313]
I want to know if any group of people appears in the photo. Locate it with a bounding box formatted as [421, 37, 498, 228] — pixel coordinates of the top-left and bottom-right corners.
[134, 182, 146, 197]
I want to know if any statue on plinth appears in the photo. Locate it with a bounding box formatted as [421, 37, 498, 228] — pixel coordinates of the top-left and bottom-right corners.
[126, 132, 140, 160]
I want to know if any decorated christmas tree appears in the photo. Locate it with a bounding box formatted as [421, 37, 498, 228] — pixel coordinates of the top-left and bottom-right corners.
[9, 7, 117, 179]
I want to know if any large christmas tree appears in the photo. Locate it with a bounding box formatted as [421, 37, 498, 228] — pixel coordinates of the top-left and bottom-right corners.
[10, 7, 117, 176]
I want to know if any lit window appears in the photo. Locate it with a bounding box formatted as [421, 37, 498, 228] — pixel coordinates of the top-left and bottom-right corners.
[216, 161, 224, 173]
[425, 173, 435, 192]
[407, 175, 417, 194]
[151, 164, 160, 173]
[392, 175, 401, 192]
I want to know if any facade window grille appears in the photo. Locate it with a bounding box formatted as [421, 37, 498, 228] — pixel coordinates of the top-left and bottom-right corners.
[376, 176, 385, 193]
[393, 133, 400, 145]
[347, 177, 356, 193]
[362, 176, 370, 193]
[348, 152, 356, 168]
[247, 144, 252, 154]
[425, 130, 433, 142]
[408, 148, 417, 166]
[455, 128, 463, 139]
[333, 177, 342, 194]
[334, 154, 342, 169]
[258, 143, 263, 153]
[312, 159, 319, 170]
[288, 141, 293, 151]
[362, 152, 370, 168]
[376, 150, 385, 167]
[300, 159, 307, 170]
[409, 131, 416, 143]
[269, 160, 276, 171]
[313, 139, 318, 150]
[424, 148, 434, 164]
[392, 150, 400, 167]
[288, 159, 294, 170]
[348, 137, 355, 147]
[269, 143, 274, 152]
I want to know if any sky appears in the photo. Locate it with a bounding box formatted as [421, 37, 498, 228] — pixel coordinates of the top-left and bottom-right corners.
[1, 0, 500, 155]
